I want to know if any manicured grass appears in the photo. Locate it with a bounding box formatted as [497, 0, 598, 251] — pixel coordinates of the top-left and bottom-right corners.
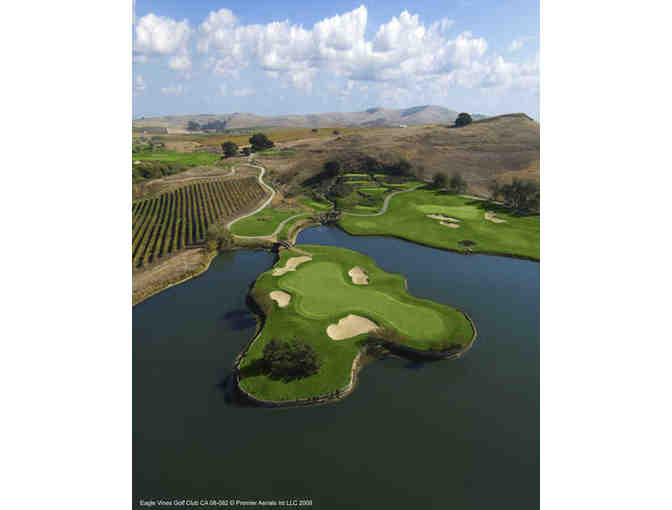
[230, 207, 304, 236]
[132, 150, 220, 167]
[298, 198, 332, 211]
[339, 188, 540, 260]
[238, 245, 474, 401]
[334, 189, 387, 212]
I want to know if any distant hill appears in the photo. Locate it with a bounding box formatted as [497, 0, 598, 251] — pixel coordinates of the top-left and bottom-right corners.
[132, 105, 489, 132]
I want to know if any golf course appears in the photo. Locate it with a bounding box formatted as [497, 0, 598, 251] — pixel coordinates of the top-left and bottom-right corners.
[237, 245, 475, 403]
[339, 187, 540, 260]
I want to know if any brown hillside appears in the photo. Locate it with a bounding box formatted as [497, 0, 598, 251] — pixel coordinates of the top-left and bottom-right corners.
[256, 113, 539, 197]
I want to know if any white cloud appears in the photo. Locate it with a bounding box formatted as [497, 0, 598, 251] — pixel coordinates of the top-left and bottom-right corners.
[137, 6, 539, 102]
[134, 13, 192, 74]
[195, 6, 519, 94]
[134, 75, 146, 93]
[161, 84, 184, 96]
[508, 36, 533, 52]
[169, 54, 191, 71]
[135, 13, 191, 55]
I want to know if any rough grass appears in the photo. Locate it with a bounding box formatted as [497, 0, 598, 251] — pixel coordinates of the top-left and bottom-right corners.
[238, 245, 474, 401]
[339, 188, 540, 260]
[298, 198, 331, 211]
[132, 150, 220, 167]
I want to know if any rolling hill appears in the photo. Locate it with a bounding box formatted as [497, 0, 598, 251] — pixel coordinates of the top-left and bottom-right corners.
[133, 105, 488, 132]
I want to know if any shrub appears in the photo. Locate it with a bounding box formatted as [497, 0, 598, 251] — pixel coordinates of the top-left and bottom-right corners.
[249, 133, 274, 151]
[207, 223, 234, 251]
[454, 113, 473, 127]
[432, 173, 447, 189]
[262, 339, 321, 381]
[449, 172, 468, 194]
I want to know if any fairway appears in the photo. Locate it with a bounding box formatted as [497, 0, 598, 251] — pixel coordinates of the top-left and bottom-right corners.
[339, 188, 540, 260]
[230, 206, 306, 236]
[238, 245, 474, 402]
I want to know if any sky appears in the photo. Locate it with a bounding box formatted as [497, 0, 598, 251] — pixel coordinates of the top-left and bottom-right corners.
[132, 1, 539, 119]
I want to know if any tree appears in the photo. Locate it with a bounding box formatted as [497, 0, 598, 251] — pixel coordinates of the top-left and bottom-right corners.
[449, 172, 468, 194]
[186, 121, 200, 131]
[393, 158, 412, 176]
[362, 156, 382, 174]
[262, 339, 320, 381]
[249, 133, 274, 151]
[206, 223, 234, 252]
[488, 179, 501, 201]
[432, 173, 447, 188]
[454, 113, 473, 127]
[323, 160, 341, 178]
[500, 179, 539, 211]
[221, 141, 239, 158]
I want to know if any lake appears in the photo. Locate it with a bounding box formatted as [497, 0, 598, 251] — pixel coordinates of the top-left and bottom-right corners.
[133, 226, 539, 509]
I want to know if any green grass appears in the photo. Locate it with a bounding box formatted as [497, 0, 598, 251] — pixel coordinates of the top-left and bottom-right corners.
[230, 206, 305, 236]
[131, 150, 221, 167]
[334, 189, 387, 212]
[277, 216, 316, 241]
[238, 245, 474, 401]
[339, 188, 539, 260]
[298, 198, 332, 211]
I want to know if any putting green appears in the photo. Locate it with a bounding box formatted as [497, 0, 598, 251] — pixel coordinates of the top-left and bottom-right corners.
[237, 245, 474, 402]
[280, 261, 446, 339]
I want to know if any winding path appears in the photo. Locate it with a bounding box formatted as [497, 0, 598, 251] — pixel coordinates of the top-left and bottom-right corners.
[226, 163, 276, 230]
[224, 161, 424, 240]
[341, 184, 424, 217]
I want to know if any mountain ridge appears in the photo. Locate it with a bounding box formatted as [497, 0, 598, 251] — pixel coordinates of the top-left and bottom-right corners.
[133, 105, 491, 131]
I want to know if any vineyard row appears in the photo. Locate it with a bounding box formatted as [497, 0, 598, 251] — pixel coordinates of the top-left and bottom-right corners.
[131, 177, 265, 268]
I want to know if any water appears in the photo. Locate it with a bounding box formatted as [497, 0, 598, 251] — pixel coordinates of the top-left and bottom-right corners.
[133, 227, 539, 509]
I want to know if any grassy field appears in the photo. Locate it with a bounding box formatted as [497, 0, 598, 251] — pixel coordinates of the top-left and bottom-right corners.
[339, 188, 540, 260]
[132, 150, 221, 167]
[238, 245, 474, 401]
[298, 198, 332, 211]
[230, 207, 305, 236]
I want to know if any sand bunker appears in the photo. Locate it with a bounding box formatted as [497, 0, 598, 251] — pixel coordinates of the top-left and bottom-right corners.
[272, 256, 312, 276]
[440, 221, 460, 228]
[348, 266, 369, 285]
[269, 290, 291, 308]
[326, 314, 379, 340]
[427, 214, 460, 222]
[485, 211, 507, 223]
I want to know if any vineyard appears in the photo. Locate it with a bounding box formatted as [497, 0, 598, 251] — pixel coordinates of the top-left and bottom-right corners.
[132, 177, 266, 268]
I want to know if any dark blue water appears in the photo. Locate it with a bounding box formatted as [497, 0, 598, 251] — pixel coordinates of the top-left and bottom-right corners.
[133, 227, 539, 509]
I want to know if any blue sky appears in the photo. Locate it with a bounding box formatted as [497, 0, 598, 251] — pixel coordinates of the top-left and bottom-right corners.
[133, 1, 539, 119]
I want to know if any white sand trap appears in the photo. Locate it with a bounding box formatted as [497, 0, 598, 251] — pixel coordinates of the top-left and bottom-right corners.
[485, 211, 507, 223]
[269, 290, 291, 308]
[427, 214, 460, 222]
[348, 266, 369, 285]
[440, 221, 460, 228]
[272, 256, 312, 276]
[327, 314, 379, 340]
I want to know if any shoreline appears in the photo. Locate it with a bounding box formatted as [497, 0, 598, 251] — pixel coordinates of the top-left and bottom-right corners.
[132, 249, 219, 307]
